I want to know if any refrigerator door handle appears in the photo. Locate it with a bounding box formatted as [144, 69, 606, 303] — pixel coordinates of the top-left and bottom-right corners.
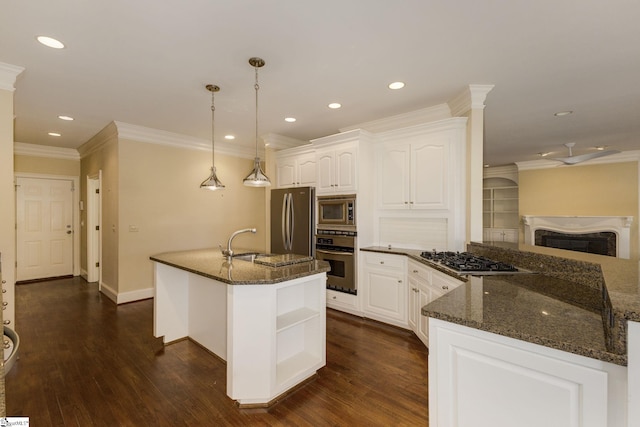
[281, 193, 288, 250]
[288, 193, 295, 251]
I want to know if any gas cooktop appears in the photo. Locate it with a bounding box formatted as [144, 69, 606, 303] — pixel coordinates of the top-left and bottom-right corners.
[420, 251, 524, 275]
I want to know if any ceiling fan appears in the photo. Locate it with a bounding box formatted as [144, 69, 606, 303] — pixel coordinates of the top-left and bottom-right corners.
[551, 142, 620, 165]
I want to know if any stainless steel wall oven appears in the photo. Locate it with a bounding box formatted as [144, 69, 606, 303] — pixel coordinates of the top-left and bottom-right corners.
[315, 230, 356, 295]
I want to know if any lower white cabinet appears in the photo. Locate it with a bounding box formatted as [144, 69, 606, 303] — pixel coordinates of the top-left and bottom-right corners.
[429, 318, 628, 427]
[408, 260, 462, 346]
[361, 252, 407, 328]
[326, 289, 360, 316]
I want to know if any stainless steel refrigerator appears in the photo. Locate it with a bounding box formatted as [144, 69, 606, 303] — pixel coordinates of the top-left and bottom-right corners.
[270, 187, 315, 256]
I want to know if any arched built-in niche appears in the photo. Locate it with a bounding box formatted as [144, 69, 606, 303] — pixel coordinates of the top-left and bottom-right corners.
[483, 177, 519, 243]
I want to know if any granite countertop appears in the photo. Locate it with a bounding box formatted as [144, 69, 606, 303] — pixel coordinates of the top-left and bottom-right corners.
[150, 248, 330, 285]
[362, 244, 635, 366]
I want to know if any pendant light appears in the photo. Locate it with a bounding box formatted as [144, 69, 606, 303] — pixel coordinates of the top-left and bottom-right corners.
[200, 84, 225, 190]
[243, 57, 271, 187]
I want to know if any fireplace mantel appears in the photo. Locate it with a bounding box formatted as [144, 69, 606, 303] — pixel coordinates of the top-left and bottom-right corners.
[522, 215, 633, 259]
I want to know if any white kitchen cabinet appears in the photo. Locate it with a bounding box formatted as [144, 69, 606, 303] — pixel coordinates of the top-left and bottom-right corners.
[429, 318, 627, 427]
[378, 134, 451, 210]
[483, 227, 518, 243]
[326, 289, 360, 316]
[316, 144, 357, 195]
[361, 252, 407, 328]
[275, 151, 316, 188]
[408, 260, 462, 347]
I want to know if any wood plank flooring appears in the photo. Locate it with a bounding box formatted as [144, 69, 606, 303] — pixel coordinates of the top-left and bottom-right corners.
[6, 277, 429, 426]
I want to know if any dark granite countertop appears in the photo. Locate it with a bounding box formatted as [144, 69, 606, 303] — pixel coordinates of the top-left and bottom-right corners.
[150, 248, 330, 285]
[361, 244, 632, 365]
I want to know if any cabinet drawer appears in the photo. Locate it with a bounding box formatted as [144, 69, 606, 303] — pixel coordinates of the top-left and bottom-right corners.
[432, 271, 463, 293]
[364, 252, 405, 269]
[327, 289, 357, 307]
[408, 260, 432, 283]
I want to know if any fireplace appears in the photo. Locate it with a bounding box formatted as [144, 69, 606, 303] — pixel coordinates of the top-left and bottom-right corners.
[535, 230, 616, 256]
[523, 215, 633, 259]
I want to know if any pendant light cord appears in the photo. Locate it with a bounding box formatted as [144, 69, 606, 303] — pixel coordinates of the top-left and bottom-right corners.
[254, 65, 259, 159]
[211, 89, 216, 167]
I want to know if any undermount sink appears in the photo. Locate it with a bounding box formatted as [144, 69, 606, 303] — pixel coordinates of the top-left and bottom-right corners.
[232, 252, 269, 262]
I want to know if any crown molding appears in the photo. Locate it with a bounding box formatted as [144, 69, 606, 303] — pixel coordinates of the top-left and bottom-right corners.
[516, 150, 640, 171]
[263, 133, 308, 151]
[339, 103, 452, 134]
[114, 121, 258, 159]
[375, 117, 468, 143]
[0, 62, 25, 92]
[14, 142, 80, 160]
[77, 122, 119, 158]
[448, 84, 495, 116]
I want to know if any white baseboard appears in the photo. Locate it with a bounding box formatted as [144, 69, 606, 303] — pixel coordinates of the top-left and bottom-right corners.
[117, 287, 154, 304]
[100, 281, 118, 303]
[99, 282, 154, 304]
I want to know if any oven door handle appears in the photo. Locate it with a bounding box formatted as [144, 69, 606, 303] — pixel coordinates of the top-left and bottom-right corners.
[316, 249, 354, 256]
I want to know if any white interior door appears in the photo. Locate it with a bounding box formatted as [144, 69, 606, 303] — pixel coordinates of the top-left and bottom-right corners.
[16, 177, 74, 281]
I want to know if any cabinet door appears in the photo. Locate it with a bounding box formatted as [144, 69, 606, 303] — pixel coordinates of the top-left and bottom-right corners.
[417, 284, 433, 347]
[334, 147, 357, 193]
[363, 268, 407, 324]
[316, 151, 335, 193]
[276, 157, 296, 188]
[378, 144, 410, 209]
[411, 138, 450, 209]
[297, 155, 317, 187]
[408, 276, 420, 332]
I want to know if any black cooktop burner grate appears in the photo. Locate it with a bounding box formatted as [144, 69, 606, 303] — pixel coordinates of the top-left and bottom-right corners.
[420, 251, 518, 272]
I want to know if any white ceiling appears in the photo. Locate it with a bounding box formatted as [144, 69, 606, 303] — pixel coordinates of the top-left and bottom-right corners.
[2, 1, 639, 166]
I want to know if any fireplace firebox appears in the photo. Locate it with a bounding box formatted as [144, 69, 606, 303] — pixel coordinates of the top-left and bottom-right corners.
[536, 230, 615, 257]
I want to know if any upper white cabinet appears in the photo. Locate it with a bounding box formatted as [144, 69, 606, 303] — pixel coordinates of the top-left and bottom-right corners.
[377, 120, 465, 210]
[315, 144, 357, 195]
[379, 140, 450, 209]
[275, 151, 316, 188]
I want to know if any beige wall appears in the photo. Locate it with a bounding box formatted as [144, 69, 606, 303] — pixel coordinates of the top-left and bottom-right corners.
[117, 138, 266, 295]
[0, 90, 16, 330]
[519, 161, 639, 259]
[14, 155, 80, 176]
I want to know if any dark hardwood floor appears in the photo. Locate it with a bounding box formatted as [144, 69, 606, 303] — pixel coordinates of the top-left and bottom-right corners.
[6, 277, 429, 426]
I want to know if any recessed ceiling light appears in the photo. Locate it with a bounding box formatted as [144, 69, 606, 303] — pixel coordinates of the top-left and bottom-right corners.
[36, 36, 65, 49]
[58, 115, 74, 121]
[284, 117, 296, 123]
[538, 152, 551, 157]
[224, 135, 235, 140]
[554, 111, 573, 117]
[595, 146, 607, 151]
[48, 132, 61, 137]
[328, 103, 341, 109]
[388, 82, 405, 90]
[483, 164, 490, 168]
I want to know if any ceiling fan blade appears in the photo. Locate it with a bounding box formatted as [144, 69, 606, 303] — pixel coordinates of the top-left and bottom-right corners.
[551, 149, 620, 165]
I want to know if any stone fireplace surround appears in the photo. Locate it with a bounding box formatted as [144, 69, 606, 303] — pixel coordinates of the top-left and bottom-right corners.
[523, 215, 633, 259]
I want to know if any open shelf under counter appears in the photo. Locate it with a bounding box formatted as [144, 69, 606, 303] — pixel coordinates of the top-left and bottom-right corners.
[276, 307, 320, 332]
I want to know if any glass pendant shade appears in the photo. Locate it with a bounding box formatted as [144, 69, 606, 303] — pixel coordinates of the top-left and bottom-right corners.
[243, 57, 271, 187]
[243, 158, 270, 187]
[200, 166, 225, 190]
[201, 84, 224, 190]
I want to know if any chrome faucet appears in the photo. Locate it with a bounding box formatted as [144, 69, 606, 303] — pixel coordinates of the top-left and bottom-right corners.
[220, 228, 257, 261]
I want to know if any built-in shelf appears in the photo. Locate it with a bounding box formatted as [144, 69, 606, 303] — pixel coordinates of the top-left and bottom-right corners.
[276, 307, 320, 332]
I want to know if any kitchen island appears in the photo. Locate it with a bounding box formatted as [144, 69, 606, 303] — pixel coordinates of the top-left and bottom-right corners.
[150, 248, 330, 407]
[423, 242, 639, 427]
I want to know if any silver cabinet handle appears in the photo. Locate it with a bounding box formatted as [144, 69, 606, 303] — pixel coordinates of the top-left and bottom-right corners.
[380, 261, 384, 264]
[442, 285, 449, 290]
[398, 280, 402, 283]
[412, 270, 418, 273]
[2, 302, 7, 306]
[3, 320, 10, 325]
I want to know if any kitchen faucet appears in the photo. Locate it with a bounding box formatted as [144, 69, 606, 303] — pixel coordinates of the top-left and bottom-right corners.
[220, 228, 257, 261]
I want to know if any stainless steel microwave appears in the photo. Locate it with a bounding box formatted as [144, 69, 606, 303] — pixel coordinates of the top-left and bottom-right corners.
[317, 194, 356, 228]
